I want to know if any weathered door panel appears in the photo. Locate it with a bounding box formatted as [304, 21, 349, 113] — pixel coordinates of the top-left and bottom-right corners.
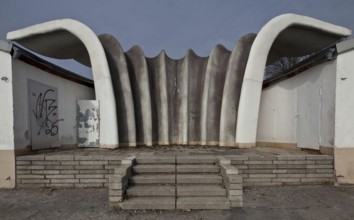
[77, 100, 99, 147]
[297, 85, 320, 150]
[28, 80, 62, 150]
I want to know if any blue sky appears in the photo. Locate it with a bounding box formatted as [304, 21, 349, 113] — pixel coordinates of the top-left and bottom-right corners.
[1, 0, 354, 78]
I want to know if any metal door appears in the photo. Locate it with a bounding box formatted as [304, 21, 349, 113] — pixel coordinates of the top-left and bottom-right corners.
[28, 80, 62, 150]
[77, 100, 99, 147]
[297, 84, 321, 150]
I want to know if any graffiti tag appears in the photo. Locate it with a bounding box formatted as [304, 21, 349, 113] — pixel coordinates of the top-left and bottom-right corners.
[32, 89, 63, 136]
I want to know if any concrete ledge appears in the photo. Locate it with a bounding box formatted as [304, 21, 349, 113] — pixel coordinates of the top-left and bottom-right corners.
[218, 157, 243, 208]
[107, 156, 135, 209]
[226, 154, 335, 186]
[335, 148, 354, 184]
[0, 150, 16, 188]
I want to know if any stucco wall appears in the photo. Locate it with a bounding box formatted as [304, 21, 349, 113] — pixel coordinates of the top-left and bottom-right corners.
[335, 49, 354, 148]
[12, 58, 95, 151]
[0, 49, 16, 188]
[0, 50, 14, 151]
[334, 47, 354, 184]
[257, 60, 336, 149]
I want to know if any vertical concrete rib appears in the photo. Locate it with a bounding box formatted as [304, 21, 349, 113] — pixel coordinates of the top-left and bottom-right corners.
[99, 34, 255, 147]
[98, 34, 137, 146]
[165, 55, 178, 144]
[146, 51, 169, 145]
[125, 46, 153, 146]
[202, 44, 231, 145]
[219, 34, 256, 146]
[177, 53, 189, 144]
[201, 45, 231, 145]
[187, 50, 208, 145]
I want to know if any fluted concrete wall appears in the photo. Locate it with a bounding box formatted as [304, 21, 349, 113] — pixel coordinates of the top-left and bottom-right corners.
[99, 33, 256, 147]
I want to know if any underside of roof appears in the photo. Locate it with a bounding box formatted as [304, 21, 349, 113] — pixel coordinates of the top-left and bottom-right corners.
[267, 25, 349, 65]
[6, 15, 351, 70]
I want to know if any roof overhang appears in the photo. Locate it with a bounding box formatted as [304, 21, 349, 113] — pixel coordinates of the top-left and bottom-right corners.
[7, 20, 91, 67]
[267, 16, 351, 65]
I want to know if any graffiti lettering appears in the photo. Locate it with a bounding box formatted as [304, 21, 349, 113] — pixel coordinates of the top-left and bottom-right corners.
[32, 89, 63, 136]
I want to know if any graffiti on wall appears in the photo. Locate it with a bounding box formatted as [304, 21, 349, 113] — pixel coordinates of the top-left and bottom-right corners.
[33, 89, 64, 136]
[28, 80, 63, 150]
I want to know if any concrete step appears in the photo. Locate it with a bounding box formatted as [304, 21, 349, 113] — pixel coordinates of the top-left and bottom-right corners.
[135, 155, 175, 164]
[133, 164, 175, 174]
[177, 185, 226, 197]
[177, 164, 219, 173]
[176, 155, 217, 164]
[121, 197, 175, 210]
[127, 185, 175, 197]
[177, 174, 222, 184]
[130, 174, 175, 184]
[176, 197, 230, 209]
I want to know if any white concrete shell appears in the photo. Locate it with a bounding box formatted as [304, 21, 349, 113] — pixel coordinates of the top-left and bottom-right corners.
[236, 14, 351, 147]
[7, 19, 119, 148]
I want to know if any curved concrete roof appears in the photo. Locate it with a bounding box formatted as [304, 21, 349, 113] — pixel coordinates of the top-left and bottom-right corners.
[236, 13, 351, 147]
[7, 19, 119, 148]
[6, 14, 352, 148]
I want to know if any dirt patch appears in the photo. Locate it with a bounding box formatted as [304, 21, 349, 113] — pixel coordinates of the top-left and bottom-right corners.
[1, 186, 354, 219]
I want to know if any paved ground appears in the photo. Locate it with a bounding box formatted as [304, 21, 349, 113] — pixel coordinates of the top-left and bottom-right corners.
[1, 185, 354, 220]
[24, 146, 314, 157]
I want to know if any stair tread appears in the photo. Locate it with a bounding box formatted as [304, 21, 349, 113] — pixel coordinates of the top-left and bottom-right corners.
[130, 174, 175, 184]
[133, 164, 175, 173]
[177, 185, 226, 190]
[128, 185, 175, 190]
[177, 174, 222, 184]
[177, 164, 219, 173]
[127, 185, 175, 196]
[131, 174, 175, 178]
[136, 156, 175, 164]
[176, 155, 217, 164]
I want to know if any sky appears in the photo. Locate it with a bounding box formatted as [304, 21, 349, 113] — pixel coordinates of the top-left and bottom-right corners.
[1, 0, 354, 79]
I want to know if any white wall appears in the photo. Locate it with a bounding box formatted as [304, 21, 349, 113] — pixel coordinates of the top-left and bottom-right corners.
[12, 58, 95, 150]
[333, 47, 354, 184]
[335, 48, 354, 148]
[257, 60, 336, 149]
[0, 49, 14, 151]
[0, 47, 16, 188]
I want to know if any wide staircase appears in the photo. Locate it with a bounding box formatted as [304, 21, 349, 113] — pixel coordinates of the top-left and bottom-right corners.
[118, 155, 232, 210]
